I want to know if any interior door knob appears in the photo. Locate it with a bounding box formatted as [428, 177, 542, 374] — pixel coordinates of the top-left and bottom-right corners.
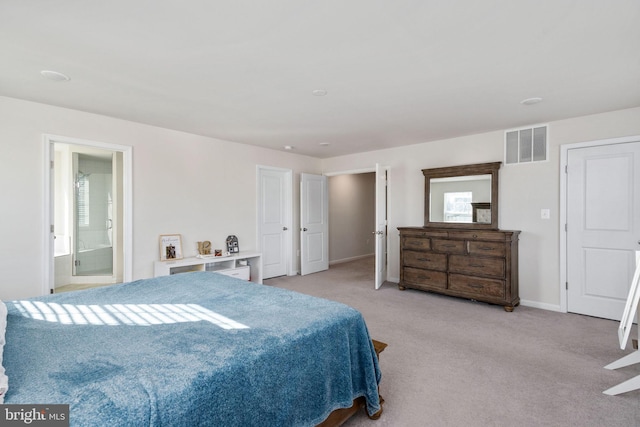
[283, 227, 288, 231]
[303, 228, 308, 231]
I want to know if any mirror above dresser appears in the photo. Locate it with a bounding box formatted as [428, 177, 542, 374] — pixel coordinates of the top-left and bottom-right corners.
[423, 162, 501, 229]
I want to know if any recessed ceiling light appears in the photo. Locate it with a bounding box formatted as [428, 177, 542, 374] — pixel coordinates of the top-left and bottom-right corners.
[319, 142, 331, 146]
[284, 145, 293, 150]
[40, 70, 70, 82]
[521, 97, 542, 105]
[312, 89, 328, 96]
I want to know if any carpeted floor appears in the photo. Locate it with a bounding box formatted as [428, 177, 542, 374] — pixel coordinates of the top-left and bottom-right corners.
[265, 256, 640, 427]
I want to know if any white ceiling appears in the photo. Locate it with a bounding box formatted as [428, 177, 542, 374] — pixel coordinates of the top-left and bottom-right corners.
[1, 1, 639, 158]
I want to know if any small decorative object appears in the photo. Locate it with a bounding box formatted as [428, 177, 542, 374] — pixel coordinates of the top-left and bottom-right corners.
[226, 235, 239, 254]
[476, 208, 492, 224]
[214, 249, 223, 257]
[471, 202, 492, 224]
[160, 234, 183, 261]
[197, 240, 212, 255]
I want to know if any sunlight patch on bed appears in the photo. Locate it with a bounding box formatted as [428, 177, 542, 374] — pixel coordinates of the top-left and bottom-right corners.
[11, 301, 249, 329]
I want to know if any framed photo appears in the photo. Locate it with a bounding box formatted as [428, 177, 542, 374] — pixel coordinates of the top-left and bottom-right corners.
[471, 202, 492, 224]
[160, 234, 183, 261]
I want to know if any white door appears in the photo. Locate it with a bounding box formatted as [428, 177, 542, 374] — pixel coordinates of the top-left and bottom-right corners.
[567, 141, 640, 320]
[374, 164, 388, 289]
[300, 173, 328, 276]
[257, 167, 291, 279]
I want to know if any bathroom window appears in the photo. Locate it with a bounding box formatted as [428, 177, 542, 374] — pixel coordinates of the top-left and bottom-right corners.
[77, 175, 90, 227]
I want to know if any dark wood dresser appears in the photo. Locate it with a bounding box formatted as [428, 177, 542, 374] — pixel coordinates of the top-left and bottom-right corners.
[398, 227, 520, 311]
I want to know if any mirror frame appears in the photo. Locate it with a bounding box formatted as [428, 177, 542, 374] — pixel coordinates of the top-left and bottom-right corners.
[423, 162, 501, 229]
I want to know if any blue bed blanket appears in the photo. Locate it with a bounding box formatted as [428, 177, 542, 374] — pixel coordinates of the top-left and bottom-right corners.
[3, 272, 381, 426]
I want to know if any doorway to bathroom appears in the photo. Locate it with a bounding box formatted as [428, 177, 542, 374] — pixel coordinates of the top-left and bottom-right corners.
[44, 135, 132, 294]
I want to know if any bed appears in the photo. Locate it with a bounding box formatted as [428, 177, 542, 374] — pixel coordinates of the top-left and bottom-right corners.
[1, 271, 383, 426]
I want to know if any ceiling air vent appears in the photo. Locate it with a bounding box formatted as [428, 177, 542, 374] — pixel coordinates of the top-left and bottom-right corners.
[505, 125, 548, 164]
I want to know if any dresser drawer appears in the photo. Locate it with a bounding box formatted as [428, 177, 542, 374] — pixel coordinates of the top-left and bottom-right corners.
[449, 255, 505, 278]
[449, 230, 510, 242]
[432, 239, 466, 254]
[400, 229, 448, 239]
[449, 274, 505, 298]
[403, 267, 447, 289]
[403, 237, 431, 251]
[403, 251, 447, 271]
[467, 241, 506, 257]
[215, 266, 250, 281]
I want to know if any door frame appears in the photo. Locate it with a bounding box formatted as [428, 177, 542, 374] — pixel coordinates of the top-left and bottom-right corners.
[559, 134, 640, 313]
[256, 165, 294, 277]
[43, 134, 133, 296]
[325, 166, 389, 287]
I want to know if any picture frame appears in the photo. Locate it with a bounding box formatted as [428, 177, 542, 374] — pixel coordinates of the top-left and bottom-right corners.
[471, 202, 492, 224]
[160, 234, 183, 261]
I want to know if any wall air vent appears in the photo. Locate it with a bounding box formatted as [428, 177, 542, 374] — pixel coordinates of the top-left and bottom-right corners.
[505, 125, 548, 164]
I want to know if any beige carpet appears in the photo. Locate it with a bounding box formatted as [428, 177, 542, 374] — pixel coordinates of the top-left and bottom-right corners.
[265, 256, 640, 427]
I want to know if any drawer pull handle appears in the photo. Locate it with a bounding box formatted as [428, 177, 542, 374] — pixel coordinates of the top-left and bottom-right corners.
[478, 246, 493, 251]
[417, 258, 431, 262]
[469, 283, 483, 289]
[418, 275, 431, 280]
[470, 263, 484, 268]
[441, 244, 456, 248]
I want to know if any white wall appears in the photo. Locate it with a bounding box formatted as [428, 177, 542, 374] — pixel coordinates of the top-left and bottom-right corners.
[322, 107, 640, 310]
[328, 173, 375, 262]
[0, 96, 321, 300]
[2, 93, 639, 309]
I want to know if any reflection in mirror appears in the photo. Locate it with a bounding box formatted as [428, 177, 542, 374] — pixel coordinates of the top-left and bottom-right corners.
[429, 175, 491, 223]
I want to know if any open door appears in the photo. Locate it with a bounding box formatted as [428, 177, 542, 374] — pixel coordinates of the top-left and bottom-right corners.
[374, 164, 388, 289]
[72, 152, 115, 278]
[257, 166, 292, 279]
[300, 173, 328, 276]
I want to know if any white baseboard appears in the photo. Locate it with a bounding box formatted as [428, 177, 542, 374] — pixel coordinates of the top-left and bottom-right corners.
[520, 299, 563, 312]
[329, 253, 374, 266]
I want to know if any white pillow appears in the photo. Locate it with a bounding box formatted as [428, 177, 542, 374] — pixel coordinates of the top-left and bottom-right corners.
[0, 300, 8, 403]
